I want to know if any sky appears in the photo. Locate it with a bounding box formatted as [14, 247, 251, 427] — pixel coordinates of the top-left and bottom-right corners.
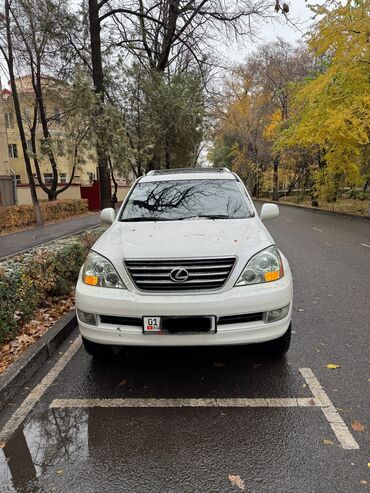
[220, 0, 315, 64]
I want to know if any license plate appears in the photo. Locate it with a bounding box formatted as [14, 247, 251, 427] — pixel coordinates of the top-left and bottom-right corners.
[143, 316, 216, 334]
[143, 316, 162, 334]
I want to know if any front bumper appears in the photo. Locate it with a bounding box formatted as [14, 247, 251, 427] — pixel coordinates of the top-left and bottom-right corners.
[76, 268, 293, 347]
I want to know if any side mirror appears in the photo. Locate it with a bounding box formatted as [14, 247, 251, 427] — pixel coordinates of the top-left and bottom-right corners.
[260, 203, 279, 221]
[100, 208, 115, 224]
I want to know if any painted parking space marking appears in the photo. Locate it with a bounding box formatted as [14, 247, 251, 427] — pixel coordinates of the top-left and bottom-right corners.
[0, 334, 359, 451]
[50, 368, 359, 450]
[50, 397, 318, 409]
[0, 336, 82, 444]
[299, 368, 359, 450]
[360, 243, 370, 248]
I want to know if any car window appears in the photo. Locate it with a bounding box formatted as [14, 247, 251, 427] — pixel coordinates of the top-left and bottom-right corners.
[120, 179, 254, 222]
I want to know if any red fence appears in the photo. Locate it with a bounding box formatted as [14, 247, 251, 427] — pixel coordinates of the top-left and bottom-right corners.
[80, 181, 103, 211]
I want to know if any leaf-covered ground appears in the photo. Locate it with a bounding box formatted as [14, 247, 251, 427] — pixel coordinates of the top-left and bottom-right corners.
[0, 294, 75, 375]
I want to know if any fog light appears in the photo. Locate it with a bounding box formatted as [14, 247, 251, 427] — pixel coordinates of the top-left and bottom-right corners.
[266, 304, 290, 323]
[77, 310, 97, 326]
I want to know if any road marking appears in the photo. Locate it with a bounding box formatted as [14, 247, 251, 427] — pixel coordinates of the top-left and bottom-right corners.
[360, 243, 370, 248]
[0, 337, 81, 443]
[0, 341, 359, 452]
[313, 227, 323, 232]
[300, 368, 359, 450]
[50, 397, 318, 409]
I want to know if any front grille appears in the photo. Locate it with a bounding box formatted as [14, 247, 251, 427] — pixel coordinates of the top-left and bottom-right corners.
[124, 257, 236, 292]
[218, 312, 263, 325]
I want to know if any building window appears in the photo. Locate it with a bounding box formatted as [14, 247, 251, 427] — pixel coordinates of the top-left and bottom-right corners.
[54, 107, 61, 123]
[57, 140, 64, 155]
[88, 172, 95, 183]
[44, 173, 53, 185]
[60, 173, 67, 184]
[15, 175, 21, 185]
[24, 107, 31, 124]
[8, 144, 18, 158]
[5, 112, 14, 128]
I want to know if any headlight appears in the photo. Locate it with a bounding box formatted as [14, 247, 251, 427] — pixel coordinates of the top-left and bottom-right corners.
[82, 251, 126, 289]
[235, 246, 284, 286]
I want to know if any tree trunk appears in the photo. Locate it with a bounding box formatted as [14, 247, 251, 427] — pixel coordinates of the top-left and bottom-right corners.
[4, 0, 43, 226]
[108, 157, 118, 209]
[272, 155, 279, 202]
[88, 0, 111, 209]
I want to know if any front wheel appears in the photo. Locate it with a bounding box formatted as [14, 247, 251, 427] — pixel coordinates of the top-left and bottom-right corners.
[262, 324, 291, 357]
[82, 336, 112, 358]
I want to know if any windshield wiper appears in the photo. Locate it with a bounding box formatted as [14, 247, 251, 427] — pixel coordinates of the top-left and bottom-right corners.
[121, 217, 172, 222]
[179, 214, 231, 220]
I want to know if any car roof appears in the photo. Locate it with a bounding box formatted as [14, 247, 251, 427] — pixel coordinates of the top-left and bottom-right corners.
[140, 167, 237, 182]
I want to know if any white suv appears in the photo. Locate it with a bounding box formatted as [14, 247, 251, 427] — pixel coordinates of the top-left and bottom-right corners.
[76, 168, 293, 357]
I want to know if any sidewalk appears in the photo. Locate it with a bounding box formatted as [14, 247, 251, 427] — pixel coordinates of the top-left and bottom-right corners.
[0, 214, 100, 260]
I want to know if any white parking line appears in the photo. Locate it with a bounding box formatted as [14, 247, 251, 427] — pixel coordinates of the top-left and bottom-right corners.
[313, 228, 323, 232]
[50, 397, 318, 409]
[299, 368, 359, 450]
[0, 336, 82, 443]
[360, 243, 370, 248]
[0, 336, 359, 451]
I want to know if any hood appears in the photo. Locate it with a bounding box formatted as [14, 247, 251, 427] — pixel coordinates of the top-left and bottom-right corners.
[93, 218, 272, 267]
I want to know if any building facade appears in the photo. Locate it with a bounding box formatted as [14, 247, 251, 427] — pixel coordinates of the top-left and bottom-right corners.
[2, 75, 98, 205]
[0, 79, 15, 207]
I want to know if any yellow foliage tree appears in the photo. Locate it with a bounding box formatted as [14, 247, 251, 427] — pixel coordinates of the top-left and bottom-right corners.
[277, 0, 370, 200]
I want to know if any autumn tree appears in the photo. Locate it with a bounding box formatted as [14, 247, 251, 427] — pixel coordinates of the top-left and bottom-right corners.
[0, 0, 43, 225]
[209, 41, 311, 197]
[276, 0, 370, 205]
[8, 0, 92, 201]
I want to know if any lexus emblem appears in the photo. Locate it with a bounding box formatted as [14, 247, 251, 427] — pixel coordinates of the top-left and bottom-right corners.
[169, 267, 189, 283]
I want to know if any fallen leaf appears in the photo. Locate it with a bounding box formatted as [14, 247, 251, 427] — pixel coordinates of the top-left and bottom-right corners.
[298, 308, 304, 312]
[351, 421, 365, 433]
[326, 364, 340, 369]
[0, 443, 5, 449]
[323, 439, 334, 446]
[56, 470, 63, 475]
[368, 463, 370, 468]
[360, 480, 368, 485]
[118, 379, 128, 386]
[228, 474, 245, 491]
[213, 362, 226, 367]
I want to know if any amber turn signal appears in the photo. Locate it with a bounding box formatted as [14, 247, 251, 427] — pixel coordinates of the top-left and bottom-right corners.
[83, 275, 99, 286]
[264, 271, 280, 282]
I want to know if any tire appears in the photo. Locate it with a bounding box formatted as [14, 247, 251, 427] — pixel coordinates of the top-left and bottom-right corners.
[82, 336, 112, 358]
[263, 324, 291, 357]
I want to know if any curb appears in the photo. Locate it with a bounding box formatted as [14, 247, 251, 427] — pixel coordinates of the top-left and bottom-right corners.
[253, 199, 370, 221]
[0, 310, 77, 409]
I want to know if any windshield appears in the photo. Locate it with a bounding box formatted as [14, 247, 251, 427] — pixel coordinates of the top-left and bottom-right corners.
[120, 179, 254, 222]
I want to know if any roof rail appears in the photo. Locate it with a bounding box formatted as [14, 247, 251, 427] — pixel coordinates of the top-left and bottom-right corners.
[146, 167, 231, 175]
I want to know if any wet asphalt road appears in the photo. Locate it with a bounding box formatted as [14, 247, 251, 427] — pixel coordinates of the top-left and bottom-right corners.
[0, 204, 369, 492]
